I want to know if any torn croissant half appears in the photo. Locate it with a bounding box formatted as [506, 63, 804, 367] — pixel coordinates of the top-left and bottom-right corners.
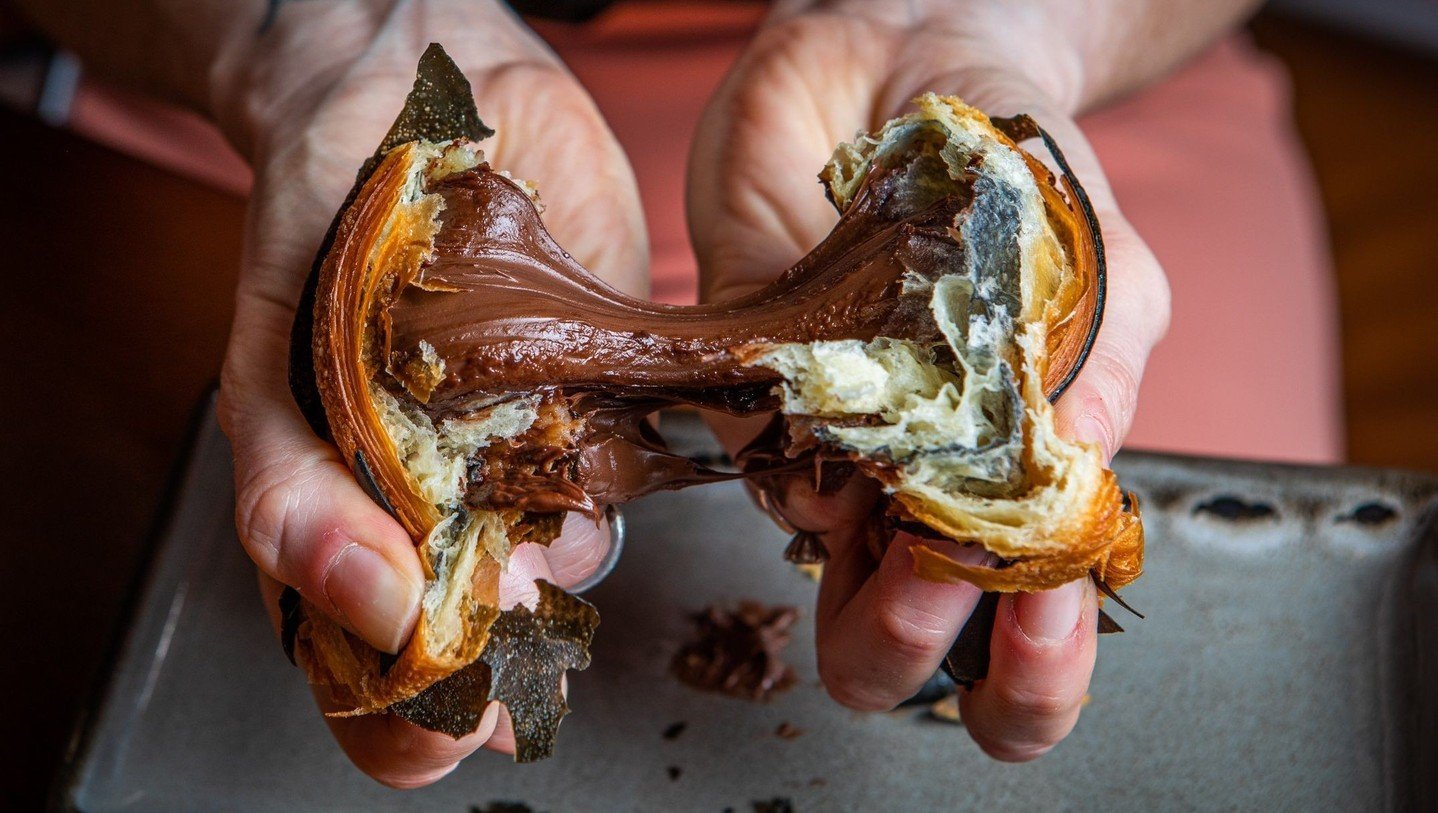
[287, 44, 1142, 761]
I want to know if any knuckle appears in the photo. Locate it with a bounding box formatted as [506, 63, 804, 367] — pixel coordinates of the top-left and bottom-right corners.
[990, 680, 1078, 722]
[819, 672, 893, 714]
[235, 471, 292, 561]
[234, 459, 320, 575]
[1086, 347, 1142, 427]
[814, 651, 895, 713]
[873, 603, 953, 664]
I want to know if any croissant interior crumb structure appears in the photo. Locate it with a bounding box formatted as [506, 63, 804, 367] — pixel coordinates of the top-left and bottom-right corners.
[288, 44, 1143, 761]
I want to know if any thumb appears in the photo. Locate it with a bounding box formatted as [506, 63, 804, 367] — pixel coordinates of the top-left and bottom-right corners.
[1051, 211, 1170, 462]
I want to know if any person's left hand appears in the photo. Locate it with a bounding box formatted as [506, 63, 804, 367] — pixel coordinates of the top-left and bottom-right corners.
[213, 0, 646, 786]
[687, 0, 1170, 762]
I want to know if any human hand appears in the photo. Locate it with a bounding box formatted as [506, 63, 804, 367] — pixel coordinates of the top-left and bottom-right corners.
[213, 0, 645, 786]
[687, 0, 1170, 761]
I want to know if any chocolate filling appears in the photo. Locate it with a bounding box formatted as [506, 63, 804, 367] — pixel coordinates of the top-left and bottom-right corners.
[378, 127, 1034, 518]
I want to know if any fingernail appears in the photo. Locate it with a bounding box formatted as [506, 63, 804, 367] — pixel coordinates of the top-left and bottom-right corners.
[324, 544, 421, 654]
[1014, 579, 1087, 645]
[1072, 416, 1112, 462]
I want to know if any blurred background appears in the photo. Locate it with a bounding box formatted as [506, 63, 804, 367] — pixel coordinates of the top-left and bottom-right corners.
[1, 1, 1435, 808]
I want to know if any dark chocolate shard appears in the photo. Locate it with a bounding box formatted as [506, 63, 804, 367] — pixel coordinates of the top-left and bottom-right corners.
[478, 580, 600, 762]
[989, 113, 1106, 404]
[352, 449, 397, 519]
[783, 531, 829, 564]
[1097, 609, 1124, 634]
[1093, 575, 1145, 619]
[278, 586, 303, 666]
[752, 798, 796, 813]
[941, 591, 1001, 688]
[390, 657, 495, 738]
[367, 43, 493, 179]
[661, 721, 687, 740]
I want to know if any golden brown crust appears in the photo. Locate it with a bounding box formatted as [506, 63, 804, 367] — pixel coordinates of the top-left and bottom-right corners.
[290, 91, 1144, 736]
[300, 142, 506, 714]
[905, 474, 1144, 593]
[314, 144, 443, 541]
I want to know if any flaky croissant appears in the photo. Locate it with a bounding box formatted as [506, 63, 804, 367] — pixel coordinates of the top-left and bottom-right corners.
[285, 44, 1142, 762]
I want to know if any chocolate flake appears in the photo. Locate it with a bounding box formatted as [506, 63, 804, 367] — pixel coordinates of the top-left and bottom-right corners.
[470, 802, 537, 813]
[752, 798, 796, 813]
[775, 721, 804, 740]
[390, 655, 494, 738]
[666, 765, 683, 781]
[671, 603, 799, 702]
[661, 721, 687, 740]
[1093, 575, 1145, 619]
[783, 531, 829, 564]
[278, 586, 303, 666]
[941, 591, 1000, 688]
[478, 581, 599, 762]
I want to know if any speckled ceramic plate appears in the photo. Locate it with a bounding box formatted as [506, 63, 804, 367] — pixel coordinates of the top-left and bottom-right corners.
[55, 404, 1436, 811]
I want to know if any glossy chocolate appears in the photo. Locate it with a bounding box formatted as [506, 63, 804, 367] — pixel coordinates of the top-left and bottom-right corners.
[381, 154, 1000, 513]
[388, 163, 960, 405]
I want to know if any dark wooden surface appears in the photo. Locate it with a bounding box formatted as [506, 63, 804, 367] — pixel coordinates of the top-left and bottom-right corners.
[0, 12, 1435, 810]
[0, 107, 242, 809]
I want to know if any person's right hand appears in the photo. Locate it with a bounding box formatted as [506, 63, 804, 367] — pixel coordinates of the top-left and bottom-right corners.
[686, 0, 1171, 762]
[212, 0, 646, 787]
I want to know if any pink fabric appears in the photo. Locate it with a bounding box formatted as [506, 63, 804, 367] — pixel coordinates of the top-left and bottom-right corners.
[531, 3, 765, 306]
[1083, 40, 1343, 463]
[56, 2, 1342, 463]
[67, 79, 251, 196]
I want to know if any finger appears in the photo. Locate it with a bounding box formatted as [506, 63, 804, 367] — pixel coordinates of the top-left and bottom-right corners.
[1051, 213, 1169, 460]
[959, 577, 1098, 761]
[1020, 111, 1169, 458]
[537, 512, 613, 590]
[687, 18, 884, 300]
[816, 533, 985, 711]
[257, 572, 500, 787]
[222, 314, 424, 654]
[774, 473, 880, 537]
[497, 540, 559, 611]
[324, 697, 501, 788]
